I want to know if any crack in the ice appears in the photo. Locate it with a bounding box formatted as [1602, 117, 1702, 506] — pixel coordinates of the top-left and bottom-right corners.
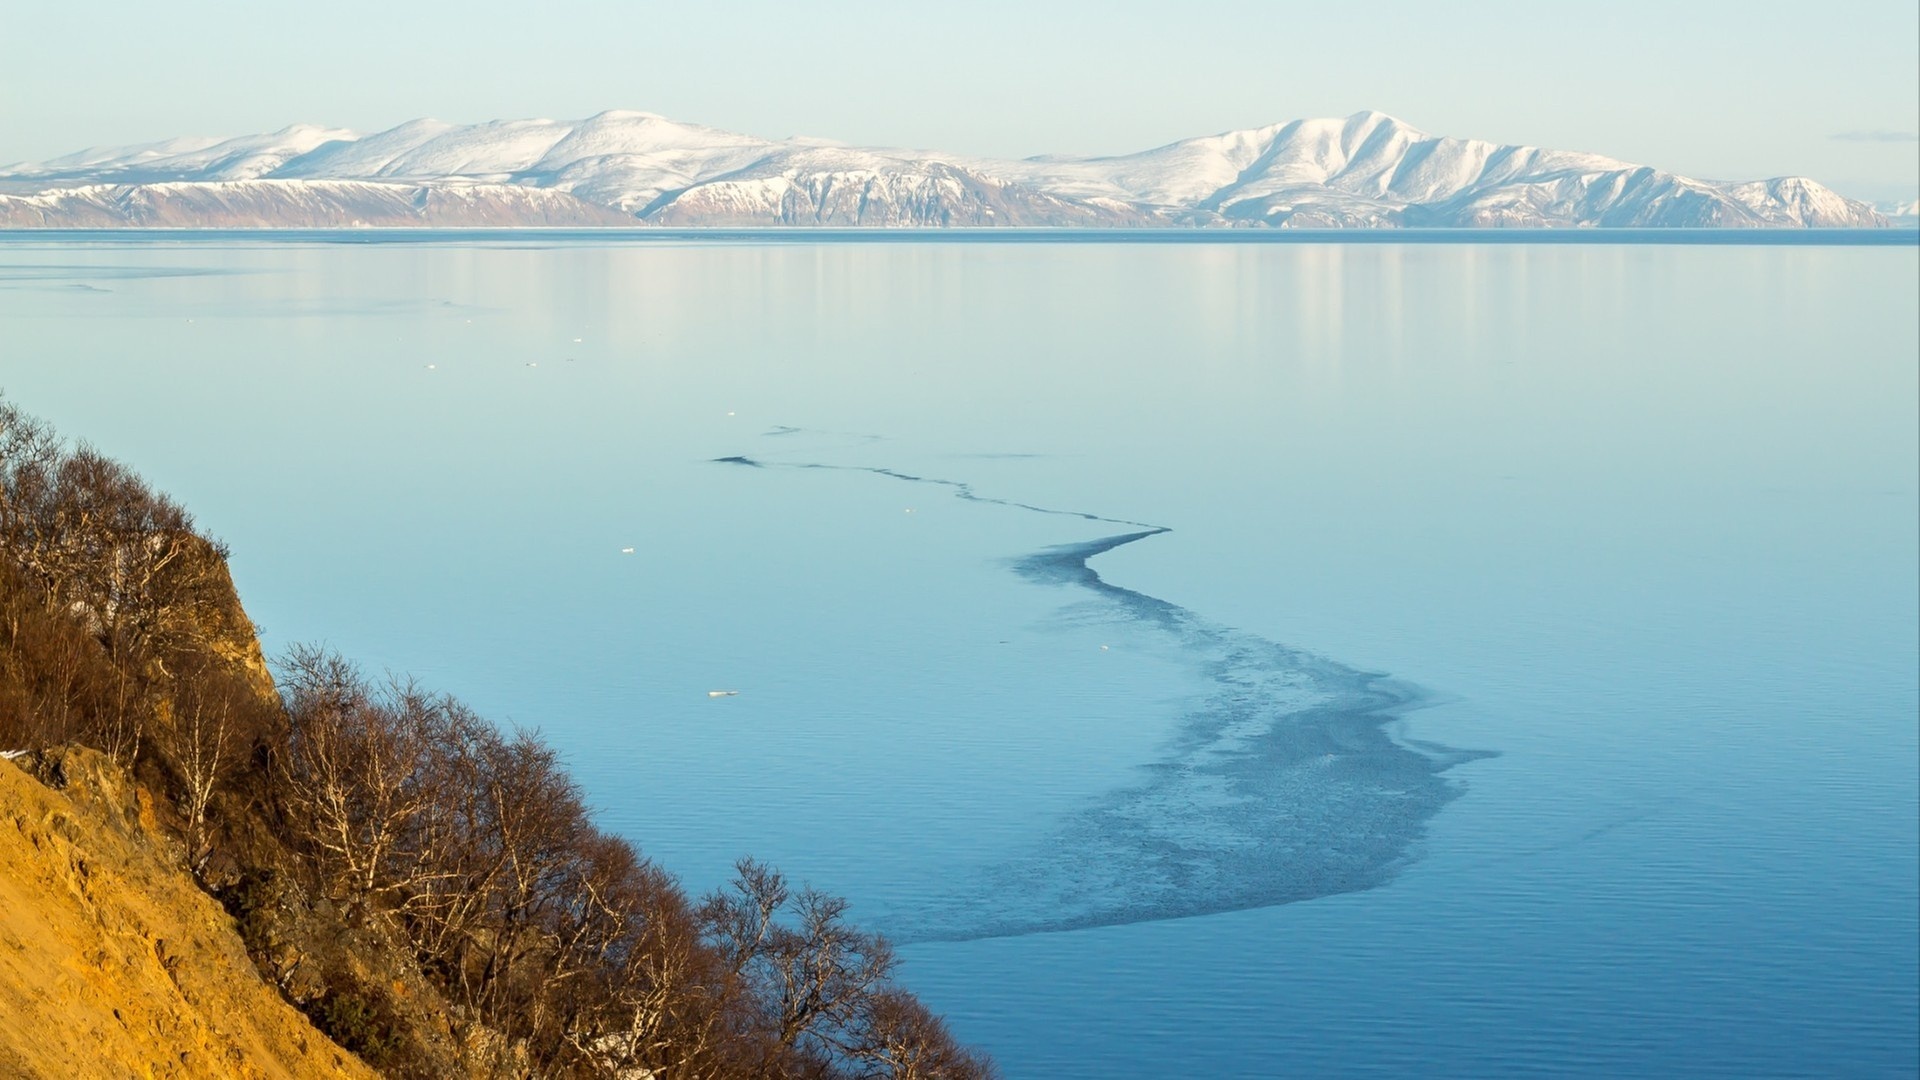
[711, 449, 1492, 942]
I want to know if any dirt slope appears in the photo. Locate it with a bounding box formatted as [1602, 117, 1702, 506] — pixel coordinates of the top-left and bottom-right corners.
[0, 749, 375, 1080]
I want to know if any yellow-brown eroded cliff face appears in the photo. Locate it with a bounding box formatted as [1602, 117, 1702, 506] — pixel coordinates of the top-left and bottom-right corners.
[0, 749, 374, 1080]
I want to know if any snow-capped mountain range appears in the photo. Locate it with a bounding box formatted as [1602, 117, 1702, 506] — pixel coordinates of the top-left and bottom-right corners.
[1877, 199, 1920, 222]
[0, 110, 1888, 229]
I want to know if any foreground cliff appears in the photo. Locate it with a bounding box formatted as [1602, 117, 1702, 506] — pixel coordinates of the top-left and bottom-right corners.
[0, 748, 375, 1079]
[0, 394, 992, 1078]
[0, 109, 1887, 229]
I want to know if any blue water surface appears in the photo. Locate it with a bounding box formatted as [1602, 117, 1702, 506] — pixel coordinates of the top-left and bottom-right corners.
[1, 234, 1914, 1078]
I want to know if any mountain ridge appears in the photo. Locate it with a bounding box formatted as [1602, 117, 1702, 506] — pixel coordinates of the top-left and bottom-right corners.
[0, 110, 1887, 228]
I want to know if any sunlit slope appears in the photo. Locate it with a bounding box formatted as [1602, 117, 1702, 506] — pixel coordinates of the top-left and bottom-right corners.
[0, 751, 375, 1080]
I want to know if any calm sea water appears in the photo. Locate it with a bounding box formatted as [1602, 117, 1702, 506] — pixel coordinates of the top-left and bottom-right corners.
[3, 234, 1915, 1077]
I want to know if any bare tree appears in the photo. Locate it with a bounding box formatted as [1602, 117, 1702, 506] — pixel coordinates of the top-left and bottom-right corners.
[269, 647, 996, 1080]
[279, 647, 449, 904]
[1, 399, 229, 675]
[2, 396, 232, 769]
[556, 845, 746, 1080]
[842, 990, 998, 1080]
[398, 707, 512, 968]
[0, 398, 65, 600]
[426, 726, 596, 1035]
[173, 663, 242, 873]
[0, 561, 110, 749]
[90, 636, 148, 767]
[699, 860, 921, 1078]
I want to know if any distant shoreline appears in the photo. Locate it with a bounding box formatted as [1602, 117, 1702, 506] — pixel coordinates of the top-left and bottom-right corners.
[1, 226, 1914, 246]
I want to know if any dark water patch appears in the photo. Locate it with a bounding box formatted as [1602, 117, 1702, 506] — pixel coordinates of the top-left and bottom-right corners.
[791, 462, 1166, 532]
[1012, 531, 1181, 630]
[757, 424, 886, 445]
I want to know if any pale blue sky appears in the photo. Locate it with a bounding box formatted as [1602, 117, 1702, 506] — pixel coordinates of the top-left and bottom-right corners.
[5, 0, 1915, 199]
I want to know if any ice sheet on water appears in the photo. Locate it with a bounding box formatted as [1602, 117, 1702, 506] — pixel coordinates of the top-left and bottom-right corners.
[715, 450, 1492, 942]
[901, 531, 1490, 941]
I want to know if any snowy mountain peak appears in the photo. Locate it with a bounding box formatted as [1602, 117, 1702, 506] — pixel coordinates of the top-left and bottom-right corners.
[0, 110, 1888, 229]
[587, 108, 669, 122]
[1341, 109, 1419, 135]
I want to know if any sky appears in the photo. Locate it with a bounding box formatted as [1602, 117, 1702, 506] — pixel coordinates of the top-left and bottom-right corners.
[3, 0, 1916, 201]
